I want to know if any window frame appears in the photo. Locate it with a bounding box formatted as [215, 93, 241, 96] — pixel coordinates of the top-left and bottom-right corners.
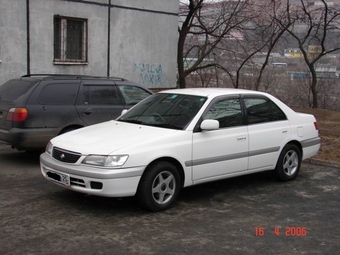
[202, 97, 244, 129]
[117, 85, 152, 106]
[194, 95, 246, 132]
[81, 84, 120, 106]
[241, 95, 287, 125]
[37, 82, 80, 106]
[53, 15, 88, 64]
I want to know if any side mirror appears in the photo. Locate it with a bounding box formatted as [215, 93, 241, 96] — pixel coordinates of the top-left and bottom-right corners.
[200, 119, 219, 131]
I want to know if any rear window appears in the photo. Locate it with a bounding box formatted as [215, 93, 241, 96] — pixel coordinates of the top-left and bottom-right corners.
[0, 79, 37, 102]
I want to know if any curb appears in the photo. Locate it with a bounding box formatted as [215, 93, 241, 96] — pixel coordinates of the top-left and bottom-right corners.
[305, 158, 340, 169]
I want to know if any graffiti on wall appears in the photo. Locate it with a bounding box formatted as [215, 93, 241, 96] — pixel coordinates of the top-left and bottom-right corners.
[133, 63, 163, 86]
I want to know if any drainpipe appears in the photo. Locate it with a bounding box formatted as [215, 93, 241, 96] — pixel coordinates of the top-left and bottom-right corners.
[107, 0, 111, 77]
[26, 0, 30, 75]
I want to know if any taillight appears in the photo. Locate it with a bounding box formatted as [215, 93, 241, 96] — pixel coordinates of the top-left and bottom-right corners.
[314, 122, 319, 130]
[6, 108, 28, 122]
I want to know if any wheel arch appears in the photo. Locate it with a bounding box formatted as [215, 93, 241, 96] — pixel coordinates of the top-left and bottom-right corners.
[141, 157, 185, 188]
[284, 140, 303, 159]
[273, 140, 303, 182]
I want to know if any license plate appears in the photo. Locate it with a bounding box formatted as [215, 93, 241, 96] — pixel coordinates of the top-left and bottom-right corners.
[46, 170, 70, 186]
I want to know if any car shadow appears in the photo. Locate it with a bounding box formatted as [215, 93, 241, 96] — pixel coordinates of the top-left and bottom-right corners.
[179, 171, 275, 203]
[45, 171, 278, 215]
[0, 148, 41, 166]
[46, 189, 146, 215]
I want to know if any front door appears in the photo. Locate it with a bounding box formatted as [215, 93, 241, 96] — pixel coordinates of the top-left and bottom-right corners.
[192, 97, 248, 183]
[76, 81, 125, 126]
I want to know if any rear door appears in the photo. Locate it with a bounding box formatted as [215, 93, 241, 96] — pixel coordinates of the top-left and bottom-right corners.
[25, 80, 81, 128]
[243, 96, 291, 170]
[76, 80, 125, 125]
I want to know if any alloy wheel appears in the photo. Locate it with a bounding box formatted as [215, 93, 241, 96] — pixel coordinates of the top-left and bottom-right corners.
[152, 171, 176, 204]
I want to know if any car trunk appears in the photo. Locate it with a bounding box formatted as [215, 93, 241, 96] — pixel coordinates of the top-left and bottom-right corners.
[0, 79, 39, 130]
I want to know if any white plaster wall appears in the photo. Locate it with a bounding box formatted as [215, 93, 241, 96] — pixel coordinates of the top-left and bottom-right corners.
[110, 8, 178, 88]
[113, 0, 179, 13]
[0, 0, 179, 88]
[29, 0, 108, 76]
[0, 0, 27, 82]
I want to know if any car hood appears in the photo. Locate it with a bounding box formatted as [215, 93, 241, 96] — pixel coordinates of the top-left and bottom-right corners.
[50, 121, 178, 155]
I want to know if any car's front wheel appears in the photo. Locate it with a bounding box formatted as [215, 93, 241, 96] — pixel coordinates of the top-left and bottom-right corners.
[137, 161, 181, 212]
[273, 143, 302, 182]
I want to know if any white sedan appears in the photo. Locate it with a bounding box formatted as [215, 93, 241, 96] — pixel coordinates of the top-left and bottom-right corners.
[40, 88, 320, 211]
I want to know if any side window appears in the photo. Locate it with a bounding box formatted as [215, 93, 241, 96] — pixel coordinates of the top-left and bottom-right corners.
[244, 97, 287, 124]
[82, 85, 119, 105]
[38, 83, 78, 105]
[118, 85, 151, 105]
[270, 101, 287, 121]
[204, 98, 243, 128]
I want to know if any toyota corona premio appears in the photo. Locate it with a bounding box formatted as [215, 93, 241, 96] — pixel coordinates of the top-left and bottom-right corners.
[40, 88, 320, 211]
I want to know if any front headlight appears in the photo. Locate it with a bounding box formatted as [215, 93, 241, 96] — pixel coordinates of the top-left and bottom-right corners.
[82, 155, 129, 167]
[46, 142, 53, 155]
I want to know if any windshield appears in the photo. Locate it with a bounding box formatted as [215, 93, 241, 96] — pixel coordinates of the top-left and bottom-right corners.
[117, 93, 207, 130]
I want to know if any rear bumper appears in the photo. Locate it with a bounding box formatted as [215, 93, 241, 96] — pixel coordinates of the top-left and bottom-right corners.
[0, 127, 59, 149]
[301, 137, 321, 160]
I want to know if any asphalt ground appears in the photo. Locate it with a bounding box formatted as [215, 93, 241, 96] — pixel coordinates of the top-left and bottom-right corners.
[0, 144, 339, 255]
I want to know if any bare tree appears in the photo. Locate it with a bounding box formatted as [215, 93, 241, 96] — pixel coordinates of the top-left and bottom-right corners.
[185, 0, 291, 90]
[254, 0, 293, 91]
[277, 0, 340, 108]
[178, 0, 252, 88]
[178, 0, 204, 88]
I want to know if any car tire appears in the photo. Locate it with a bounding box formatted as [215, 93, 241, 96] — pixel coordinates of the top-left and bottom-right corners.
[273, 143, 302, 182]
[137, 161, 181, 212]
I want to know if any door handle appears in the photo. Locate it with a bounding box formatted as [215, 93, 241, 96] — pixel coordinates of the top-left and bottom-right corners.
[237, 136, 247, 141]
[83, 108, 92, 115]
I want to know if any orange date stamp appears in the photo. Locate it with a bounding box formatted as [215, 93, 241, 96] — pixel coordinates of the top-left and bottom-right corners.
[255, 227, 307, 236]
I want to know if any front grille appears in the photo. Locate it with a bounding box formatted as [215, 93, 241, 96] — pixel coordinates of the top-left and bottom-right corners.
[52, 147, 81, 163]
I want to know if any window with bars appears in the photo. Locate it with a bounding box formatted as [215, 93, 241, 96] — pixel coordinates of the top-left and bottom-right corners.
[54, 16, 88, 63]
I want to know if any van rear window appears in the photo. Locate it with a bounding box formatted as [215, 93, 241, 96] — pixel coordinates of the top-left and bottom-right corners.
[0, 79, 37, 102]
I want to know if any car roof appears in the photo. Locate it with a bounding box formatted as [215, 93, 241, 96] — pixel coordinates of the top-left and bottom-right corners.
[159, 88, 268, 98]
[19, 74, 128, 82]
[13, 75, 151, 90]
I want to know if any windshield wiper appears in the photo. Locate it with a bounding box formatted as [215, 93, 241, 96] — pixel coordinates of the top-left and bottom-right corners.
[118, 119, 145, 125]
[150, 123, 182, 130]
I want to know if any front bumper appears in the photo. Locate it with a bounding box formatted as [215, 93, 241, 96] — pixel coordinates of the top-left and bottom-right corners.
[40, 152, 145, 197]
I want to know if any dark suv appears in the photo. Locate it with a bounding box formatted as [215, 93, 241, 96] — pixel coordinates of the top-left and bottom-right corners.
[0, 74, 152, 150]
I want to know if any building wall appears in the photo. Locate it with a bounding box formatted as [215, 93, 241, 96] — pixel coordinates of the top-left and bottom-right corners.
[0, 0, 27, 82]
[0, 0, 178, 88]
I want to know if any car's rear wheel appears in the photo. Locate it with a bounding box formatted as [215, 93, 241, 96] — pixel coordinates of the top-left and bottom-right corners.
[273, 143, 302, 182]
[137, 161, 181, 212]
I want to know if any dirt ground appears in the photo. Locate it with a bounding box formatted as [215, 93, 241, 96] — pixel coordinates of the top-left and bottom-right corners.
[294, 107, 340, 163]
